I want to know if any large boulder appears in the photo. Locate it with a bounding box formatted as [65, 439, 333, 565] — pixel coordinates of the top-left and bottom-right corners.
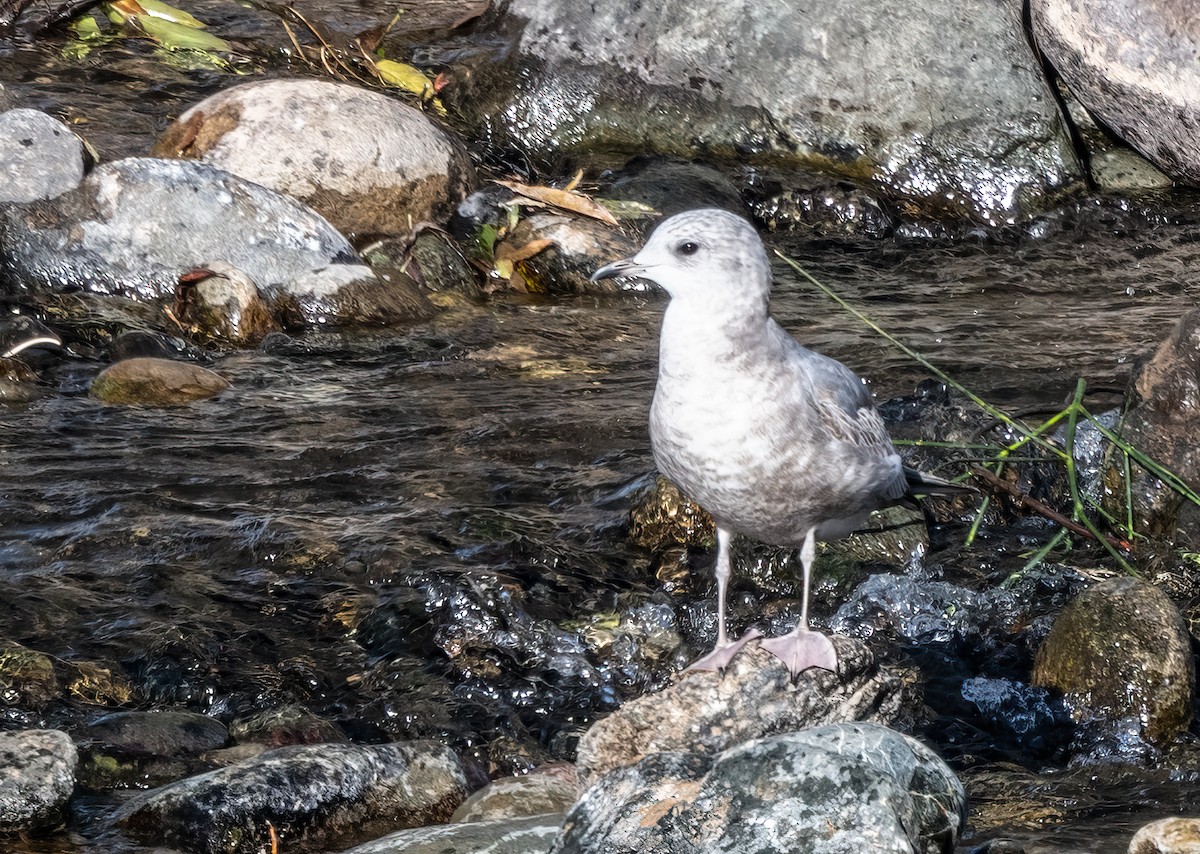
[452, 0, 1083, 226]
[1031, 0, 1200, 185]
[153, 79, 476, 239]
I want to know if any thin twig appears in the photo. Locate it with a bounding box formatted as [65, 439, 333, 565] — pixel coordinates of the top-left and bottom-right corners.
[969, 465, 1125, 550]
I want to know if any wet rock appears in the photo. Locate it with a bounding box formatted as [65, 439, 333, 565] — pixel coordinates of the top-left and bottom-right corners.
[0, 356, 46, 403]
[228, 705, 346, 748]
[153, 79, 476, 239]
[1031, 0, 1200, 185]
[0, 640, 60, 709]
[89, 357, 230, 406]
[599, 157, 745, 220]
[0, 729, 78, 834]
[1032, 577, 1194, 746]
[1056, 87, 1174, 193]
[336, 814, 563, 854]
[0, 108, 86, 203]
[553, 721, 965, 854]
[1113, 310, 1200, 537]
[84, 710, 229, 757]
[174, 262, 280, 348]
[752, 180, 898, 238]
[959, 677, 1073, 755]
[0, 157, 359, 301]
[574, 639, 922, 788]
[456, 0, 1081, 226]
[272, 264, 433, 328]
[492, 212, 643, 295]
[451, 765, 579, 822]
[63, 660, 134, 707]
[110, 328, 199, 362]
[117, 740, 469, 854]
[362, 230, 482, 299]
[629, 475, 714, 552]
[1129, 817, 1200, 854]
[0, 314, 61, 358]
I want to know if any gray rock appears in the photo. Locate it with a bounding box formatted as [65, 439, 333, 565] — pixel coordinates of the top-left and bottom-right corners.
[83, 710, 229, 756]
[1031, 0, 1200, 184]
[0, 640, 60, 709]
[451, 767, 579, 823]
[1032, 577, 1195, 746]
[0, 729, 78, 834]
[0, 157, 359, 301]
[497, 212, 643, 295]
[175, 262, 280, 349]
[1129, 817, 1200, 854]
[89, 357, 231, 406]
[228, 704, 346, 748]
[117, 740, 469, 854]
[271, 263, 432, 327]
[552, 722, 965, 854]
[0, 108, 86, 203]
[457, 0, 1082, 225]
[335, 813, 563, 854]
[575, 639, 923, 788]
[153, 79, 476, 239]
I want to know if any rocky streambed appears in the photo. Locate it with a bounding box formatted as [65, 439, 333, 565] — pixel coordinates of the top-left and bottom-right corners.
[3, 1, 1200, 853]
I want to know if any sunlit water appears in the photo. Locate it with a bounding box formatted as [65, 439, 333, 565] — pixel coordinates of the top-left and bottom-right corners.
[4, 10, 1200, 853]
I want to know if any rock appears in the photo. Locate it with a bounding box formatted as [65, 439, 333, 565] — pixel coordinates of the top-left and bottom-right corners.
[575, 639, 923, 788]
[629, 475, 715, 552]
[110, 329, 199, 362]
[362, 230, 483, 299]
[451, 766, 579, 823]
[553, 721, 965, 854]
[487, 212, 643, 295]
[335, 814, 563, 854]
[0, 729, 78, 834]
[1113, 310, 1200, 537]
[273, 264, 433, 328]
[83, 710, 230, 757]
[1032, 577, 1195, 745]
[0, 356, 47, 403]
[1031, 0, 1200, 185]
[0, 640, 60, 709]
[90, 357, 230, 406]
[117, 740, 469, 854]
[228, 705, 346, 748]
[0, 157, 359, 302]
[1129, 817, 1200, 854]
[0, 314, 61, 358]
[599, 157, 746, 220]
[153, 79, 476, 239]
[1055, 86, 1173, 192]
[454, 0, 1082, 226]
[0, 108, 87, 203]
[174, 262, 280, 348]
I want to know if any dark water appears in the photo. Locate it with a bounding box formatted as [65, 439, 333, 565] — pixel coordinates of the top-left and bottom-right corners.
[4, 7, 1200, 854]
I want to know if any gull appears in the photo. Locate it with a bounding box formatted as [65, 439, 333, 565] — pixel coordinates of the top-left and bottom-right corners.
[592, 208, 969, 677]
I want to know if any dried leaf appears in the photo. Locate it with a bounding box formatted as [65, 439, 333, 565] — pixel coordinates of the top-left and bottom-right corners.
[495, 237, 555, 264]
[562, 168, 584, 192]
[494, 179, 619, 226]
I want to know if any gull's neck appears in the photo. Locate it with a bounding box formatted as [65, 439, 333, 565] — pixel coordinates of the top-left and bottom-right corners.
[658, 292, 771, 376]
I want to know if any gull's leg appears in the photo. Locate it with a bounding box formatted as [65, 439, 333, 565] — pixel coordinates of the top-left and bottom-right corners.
[759, 527, 838, 677]
[685, 526, 761, 672]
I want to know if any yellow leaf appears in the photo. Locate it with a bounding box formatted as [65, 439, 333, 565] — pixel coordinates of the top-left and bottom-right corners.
[494, 179, 619, 226]
[493, 258, 514, 280]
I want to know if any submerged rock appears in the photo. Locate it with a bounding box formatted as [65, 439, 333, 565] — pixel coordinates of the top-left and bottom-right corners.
[0, 640, 60, 709]
[337, 814, 563, 854]
[228, 705, 346, 748]
[1031, 0, 1200, 185]
[454, 0, 1081, 225]
[117, 740, 469, 854]
[575, 639, 923, 788]
[0, 729, 78, 834]
[89, 357, 230, 406]
[1032, 577, 1194, 747]
[0, 157, 359, 301]
[153, 79, 476, 239]
[0, 108, 87, 203]
[553, 722, 965, 854]
[496, 212, 643, 295]
[83, 710, 229, 757]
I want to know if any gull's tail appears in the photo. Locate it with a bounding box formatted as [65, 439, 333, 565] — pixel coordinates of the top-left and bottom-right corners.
[903, 466, 977, 499]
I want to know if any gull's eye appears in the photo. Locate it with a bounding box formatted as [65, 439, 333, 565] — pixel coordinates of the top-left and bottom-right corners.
[677, 241, 700, 256]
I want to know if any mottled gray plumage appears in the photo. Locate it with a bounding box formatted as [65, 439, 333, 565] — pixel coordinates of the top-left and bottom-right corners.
[593, 208, 965, 676]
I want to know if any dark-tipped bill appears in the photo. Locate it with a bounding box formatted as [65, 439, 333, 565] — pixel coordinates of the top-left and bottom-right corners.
[590, 258, 647, 283]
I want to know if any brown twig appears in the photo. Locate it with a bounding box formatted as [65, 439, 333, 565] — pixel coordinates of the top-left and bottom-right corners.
[969, 465, 1126, 550]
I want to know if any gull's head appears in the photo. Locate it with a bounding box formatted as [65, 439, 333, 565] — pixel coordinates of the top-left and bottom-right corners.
[591, 208, 772, 309]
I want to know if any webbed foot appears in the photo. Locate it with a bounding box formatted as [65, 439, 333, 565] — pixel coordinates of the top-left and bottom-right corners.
[683, 628, 763, 673]
[758, 628, 838, 678]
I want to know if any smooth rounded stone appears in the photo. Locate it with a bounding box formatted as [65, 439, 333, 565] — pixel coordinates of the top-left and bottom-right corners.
[117, 740, 469, 854]
[1112, 310, 1200, 537]
[334, 813, 563, 854]
[228, 704, 345, 748]
[0, 640, 59, 709]
[1030, 0, 1200, 184]
[574, 639, 923, 788]
[83, 710, 229, 757]
[272, 264, 433, 327]
[362, 231, 483, 299]
[89, 357, 230, 406]
[0, 729, 78, 834]
[457, 0, 1082, 226]
[1032, 577, 1194, 745]
[599, 157, 746, 220]
[451, 766, 579, 823]
[175, 262, 280, 348]
[0, 157, 359, 301]
[110, 329, 200, 362]
[553, 721, 965, 854]
[1129, 817, 1200, 854]
[152, 79, 476, 239]
[0, 108, 86, 203]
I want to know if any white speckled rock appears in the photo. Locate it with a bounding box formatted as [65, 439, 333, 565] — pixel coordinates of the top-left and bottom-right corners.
[153, 79, 475, 238]
[335, 814, 563, 854]
[1129, 817, 1200, 854]
[0, 108, 86, 203]
[0, 729, 78, 834]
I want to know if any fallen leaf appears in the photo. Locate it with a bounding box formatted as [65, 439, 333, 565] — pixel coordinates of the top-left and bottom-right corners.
[495, 237, 555, 264]
[494, 179, 619, 226]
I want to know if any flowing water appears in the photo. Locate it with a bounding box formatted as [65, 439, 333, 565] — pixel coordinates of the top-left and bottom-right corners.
[3, 7, 1200, 853]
